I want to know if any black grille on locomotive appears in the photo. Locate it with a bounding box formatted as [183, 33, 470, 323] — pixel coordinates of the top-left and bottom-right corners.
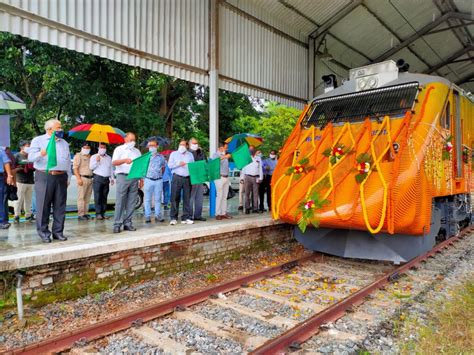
[303, 82, 419, 129]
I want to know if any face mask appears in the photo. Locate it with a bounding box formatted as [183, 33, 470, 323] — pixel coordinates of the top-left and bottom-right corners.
[98, 148, 107, 156]
[81, 148, 91, 155]
[219, 150, 225, 156]
[126, 141, 136, 149]
[178, 145, 187, 154]
[190, 143, 198, 151]
[256, 153, 262, 158]
[270, 154, 276, 159]
[148, 146, 158, 153]
[55, 130, 64, 139]
[23, 147, 30, 154]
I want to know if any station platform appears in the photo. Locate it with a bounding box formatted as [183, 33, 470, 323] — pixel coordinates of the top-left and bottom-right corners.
[0, 212, 283, 272]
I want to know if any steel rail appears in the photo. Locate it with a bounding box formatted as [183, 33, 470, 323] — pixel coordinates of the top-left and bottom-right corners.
[8, 254, 319, 354]
[251, 228, 472, 354]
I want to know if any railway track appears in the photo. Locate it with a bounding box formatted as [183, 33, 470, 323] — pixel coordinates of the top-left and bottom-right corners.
[9, 227, 472, 355]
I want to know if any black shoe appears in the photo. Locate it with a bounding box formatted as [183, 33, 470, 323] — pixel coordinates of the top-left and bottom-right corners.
[194, 217, 206, 221]
[113, 226, 121, 233]
[245, 209, 251, 215]
[124, 225, 136, 231]
[145, 218, 151, 223]
[13, 216, 20, 224]
[78, 215, 88, 221]
[164, 206, 169, 210]
[39, 235, 52, 243]
[85, 214, 91, 220]
[238, 206, 244, 211]
[52, 234, 68, 241]
[252, 210, 259, 214]
[259, 208, 267, 212]
[25, 215, 35, 222]
[0, 223, 10, 229]
[155, 217, 165, 223]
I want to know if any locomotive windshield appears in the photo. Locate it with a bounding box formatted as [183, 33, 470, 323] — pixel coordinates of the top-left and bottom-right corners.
[303, 82, 419, 129]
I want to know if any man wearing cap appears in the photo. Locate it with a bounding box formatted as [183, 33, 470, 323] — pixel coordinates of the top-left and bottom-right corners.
[90, 143, 114, 220]
[73, 142, 93, 220]
[28, 119, 71, 242]
[13, 140, 35, 223]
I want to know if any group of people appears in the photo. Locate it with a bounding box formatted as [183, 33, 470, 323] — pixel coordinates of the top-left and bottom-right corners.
[0, 118, 278, 243]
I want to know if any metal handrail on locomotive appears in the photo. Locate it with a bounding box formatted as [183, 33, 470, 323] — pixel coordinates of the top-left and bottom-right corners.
[272, 59, 473, 263]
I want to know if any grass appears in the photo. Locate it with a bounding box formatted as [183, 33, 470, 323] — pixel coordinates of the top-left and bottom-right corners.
[400, 280, 474, 354]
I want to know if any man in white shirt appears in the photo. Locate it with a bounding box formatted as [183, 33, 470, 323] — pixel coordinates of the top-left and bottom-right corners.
[112, 133, 142, 233]
[168, 140, 195, 225]
[90, 143, 114, 220]
[241, 145, 263, 214]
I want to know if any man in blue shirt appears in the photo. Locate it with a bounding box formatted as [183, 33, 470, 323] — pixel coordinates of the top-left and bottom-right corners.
[260, 149, 278, 212]
[144, 139, 166, 223]
[168, 140, 194, 225]
[0, 147, 14, 229]
[29, 119, 71, 242]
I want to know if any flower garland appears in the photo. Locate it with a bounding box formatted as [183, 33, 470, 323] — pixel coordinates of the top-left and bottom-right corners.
[323, 145, 350, 165]
[354, 153, 373, 184]
[295, 178, 330, 233]
[442, 135, 453, 161]
[462, 146, 470, 164]
[285, 157, 313, 180]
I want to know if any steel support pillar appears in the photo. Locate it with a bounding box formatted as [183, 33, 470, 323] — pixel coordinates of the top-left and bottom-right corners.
[308, 38, 315, 100]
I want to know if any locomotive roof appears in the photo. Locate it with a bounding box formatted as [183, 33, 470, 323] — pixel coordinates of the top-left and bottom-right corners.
[314, 72, 453, 101]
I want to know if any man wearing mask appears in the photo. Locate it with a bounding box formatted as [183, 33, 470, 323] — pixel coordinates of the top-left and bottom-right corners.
[260, 149, 278, 212]
[212, 142, 232, 220]
[241, 145, 263, 214]
[29, 119, 71, 242]
[168, 140, 194, 225]
[90, 143, 114, 220]
[144, 139, 166, 223]
[0, 146, 14, 229]
[13, 140, 35, 223]
[73, 142, 93, 220]
[112, 132, 142, 233]
[188, 137, 206, 222]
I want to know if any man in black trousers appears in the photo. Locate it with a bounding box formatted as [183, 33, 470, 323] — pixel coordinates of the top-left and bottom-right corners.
[90, 143, 115, 220]
[28, 119, 71, 243]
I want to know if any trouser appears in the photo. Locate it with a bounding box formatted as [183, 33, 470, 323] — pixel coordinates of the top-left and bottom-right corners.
[190, 183, 204, 219]
[259, 175, 272, 210]
[244, 175, 259, 211]
[113, 174, 139, 228]
[239, 181, 245, 207]
[144, 178, 163, 218]
[163, 180, 170, 205]
[215, 177, 230, 216]
[14, 182, 33, 217]
[77, 177, 93, 216]
[93, 175, 110, 217]
[170, 174, 191, 220]
[0, 179, 6, 224]
[35, 171, 67, 237]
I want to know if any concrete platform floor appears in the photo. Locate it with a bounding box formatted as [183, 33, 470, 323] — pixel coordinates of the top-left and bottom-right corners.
[0, 203, 280, 271]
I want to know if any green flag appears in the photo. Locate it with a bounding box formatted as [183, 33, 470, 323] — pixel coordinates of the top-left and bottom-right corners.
[188, 160, 208, 185]
[46, 131, 57, 172]
[127, 152, 151, 179]
[208, 158, 221, 181]
[232, 143, 252, 169]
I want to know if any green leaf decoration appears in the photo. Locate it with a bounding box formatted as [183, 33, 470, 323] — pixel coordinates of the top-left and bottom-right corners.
[442, 150, 451, 161]
[322, 148, 331, 157]
[298, 157, 309, 165]
[355, 173, 367, 184]
[356, 153, 372, 164]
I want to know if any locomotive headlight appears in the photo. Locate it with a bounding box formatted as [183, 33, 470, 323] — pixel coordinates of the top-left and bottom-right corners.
[357, 78, 367, 90]
[367, 76, 378, 88]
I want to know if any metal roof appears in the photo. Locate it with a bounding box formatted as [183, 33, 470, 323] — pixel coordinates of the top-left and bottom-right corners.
[0, 0, 473, 105]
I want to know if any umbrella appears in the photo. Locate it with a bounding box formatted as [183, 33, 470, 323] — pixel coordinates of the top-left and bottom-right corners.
[0, 91, 27, 110]
[68, 123, 126, 144]
[140, 136, 171, 148]
[225, 133, 263, 153]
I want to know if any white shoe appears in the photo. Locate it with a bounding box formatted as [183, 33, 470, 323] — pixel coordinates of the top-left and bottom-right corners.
[181, 219, 194, 225]
[170, 219, 177, 225]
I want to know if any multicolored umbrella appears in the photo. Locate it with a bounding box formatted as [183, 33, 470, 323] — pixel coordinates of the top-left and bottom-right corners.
[225, 133, 263, 153]
[0, 91, 26, 110]
[68, 123, 126, 144]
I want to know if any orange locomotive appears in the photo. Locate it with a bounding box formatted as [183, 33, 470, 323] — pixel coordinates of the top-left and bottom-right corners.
[272, 60, 473, 262]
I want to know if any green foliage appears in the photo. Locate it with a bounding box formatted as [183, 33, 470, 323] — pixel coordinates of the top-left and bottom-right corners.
[294, 180, 330, 233]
